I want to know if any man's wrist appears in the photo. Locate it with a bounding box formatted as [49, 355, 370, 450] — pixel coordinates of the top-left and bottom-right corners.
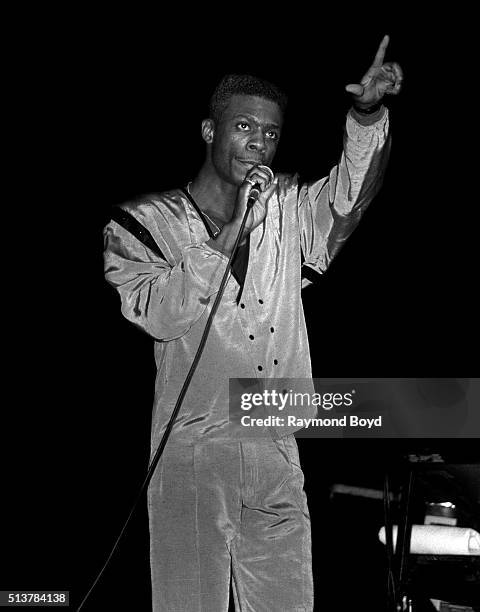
[350, 102, 386, 126]
[352, 99, 384, 114]
[207, 220, 246, 256]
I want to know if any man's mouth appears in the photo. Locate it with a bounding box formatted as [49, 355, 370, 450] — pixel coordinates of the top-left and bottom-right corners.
[236, 158, 264, 168]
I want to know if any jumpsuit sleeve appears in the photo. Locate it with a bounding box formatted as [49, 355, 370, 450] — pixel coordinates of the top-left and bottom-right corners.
[103, 203, 229, 342]
[298, 107, 391, 283]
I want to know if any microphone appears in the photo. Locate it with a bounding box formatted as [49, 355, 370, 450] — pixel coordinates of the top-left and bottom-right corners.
[247, 165, 274, 208]
[247, 184, 262, 207]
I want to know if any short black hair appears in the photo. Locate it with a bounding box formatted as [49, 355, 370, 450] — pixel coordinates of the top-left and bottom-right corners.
[208, 74, 288, 123]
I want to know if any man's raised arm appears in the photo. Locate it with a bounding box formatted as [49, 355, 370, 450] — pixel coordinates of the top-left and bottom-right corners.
[299, 35, 403, 278]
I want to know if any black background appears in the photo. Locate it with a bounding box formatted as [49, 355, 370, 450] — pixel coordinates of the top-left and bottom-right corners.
[4, 9, 478, 611]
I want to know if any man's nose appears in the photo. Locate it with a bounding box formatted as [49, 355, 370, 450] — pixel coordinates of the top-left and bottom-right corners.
[247, 130, 266, 152]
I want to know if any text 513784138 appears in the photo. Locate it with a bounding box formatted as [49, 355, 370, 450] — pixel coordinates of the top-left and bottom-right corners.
[0, 592, 69, 607]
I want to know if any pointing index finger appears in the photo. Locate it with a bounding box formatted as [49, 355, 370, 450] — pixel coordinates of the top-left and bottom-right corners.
[372, 34, 390, 67]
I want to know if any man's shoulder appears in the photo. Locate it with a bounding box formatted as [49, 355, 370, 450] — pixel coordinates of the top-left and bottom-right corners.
[105, 188, 191, 262]
[116, 188, 187, 222]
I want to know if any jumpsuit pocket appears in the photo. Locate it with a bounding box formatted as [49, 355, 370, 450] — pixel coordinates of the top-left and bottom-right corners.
[273, 436, 309, 516]
[282, 434, 302, 469]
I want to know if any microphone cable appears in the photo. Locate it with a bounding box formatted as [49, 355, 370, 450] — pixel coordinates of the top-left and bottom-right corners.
[76, 198, 255, 611]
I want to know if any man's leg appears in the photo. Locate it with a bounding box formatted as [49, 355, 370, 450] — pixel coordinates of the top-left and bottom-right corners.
[148, 441, 242, 612]
[230, 436, 314, 612]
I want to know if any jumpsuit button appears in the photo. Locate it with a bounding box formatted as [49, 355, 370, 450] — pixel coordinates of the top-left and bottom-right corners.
[258, 299, 264, 304]
[270, 327, 274, 333]
[274, 359, 278, 365]
[240, 303, 245, 309]
[258, 365, 263, 371]
[249, 334, 254, 340]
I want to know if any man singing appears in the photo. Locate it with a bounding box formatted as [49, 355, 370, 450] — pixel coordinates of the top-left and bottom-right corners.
[104, 35, 402, 611]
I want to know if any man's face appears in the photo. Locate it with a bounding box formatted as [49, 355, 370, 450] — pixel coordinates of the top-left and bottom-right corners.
[208, 94, 283, 186]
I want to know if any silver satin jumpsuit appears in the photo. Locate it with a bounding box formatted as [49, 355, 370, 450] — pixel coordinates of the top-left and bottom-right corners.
[103, 108, 390, 611]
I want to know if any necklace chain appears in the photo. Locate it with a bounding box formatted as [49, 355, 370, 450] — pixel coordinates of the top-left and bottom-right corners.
[186, 182, 221, 237]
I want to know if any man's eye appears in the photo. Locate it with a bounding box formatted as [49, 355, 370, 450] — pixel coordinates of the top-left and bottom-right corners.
[237, 122, 250, 130]
[266, 131, 278, 140]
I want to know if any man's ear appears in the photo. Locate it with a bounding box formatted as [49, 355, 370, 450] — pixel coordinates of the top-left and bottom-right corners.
[201, 119, 215, 144]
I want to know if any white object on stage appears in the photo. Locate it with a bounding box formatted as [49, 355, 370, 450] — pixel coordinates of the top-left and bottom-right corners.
[378, 524, 480, 555]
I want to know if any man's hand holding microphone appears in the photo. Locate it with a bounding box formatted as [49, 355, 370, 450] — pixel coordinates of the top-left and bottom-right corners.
[210, 164, 277, 256]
